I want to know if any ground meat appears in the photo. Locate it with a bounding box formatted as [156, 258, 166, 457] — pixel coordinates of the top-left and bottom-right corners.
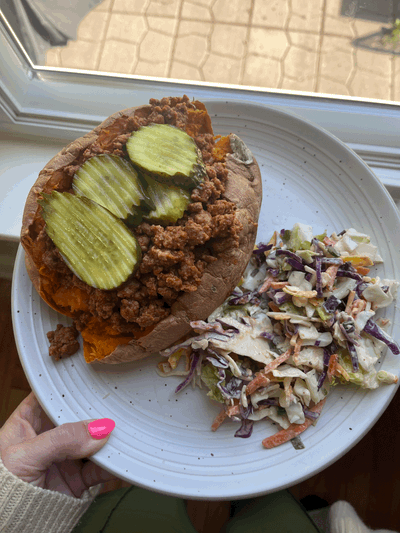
[47, 324, 80, 361]
[120, 299, 140, 322]
[88, 291, 118, 320]
[151, 226, 189, 250]
[135, 301, 170, 329]
[40, 96, 242, 333]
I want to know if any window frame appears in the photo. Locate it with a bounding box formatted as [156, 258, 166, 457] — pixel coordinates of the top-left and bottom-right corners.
[1, 11, 400, 186]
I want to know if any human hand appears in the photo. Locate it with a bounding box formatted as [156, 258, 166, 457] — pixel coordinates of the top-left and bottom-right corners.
[0, 392, 116, 498]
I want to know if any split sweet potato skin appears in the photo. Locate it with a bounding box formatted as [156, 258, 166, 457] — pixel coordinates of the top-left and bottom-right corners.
[21, 97, 263, 364]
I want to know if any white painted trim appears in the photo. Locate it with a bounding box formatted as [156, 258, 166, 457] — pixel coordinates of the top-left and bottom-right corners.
[1, 11, 400, 196]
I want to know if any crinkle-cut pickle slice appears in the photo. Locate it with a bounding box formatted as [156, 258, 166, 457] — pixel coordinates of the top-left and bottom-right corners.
[39, 192, 142, 290]
[143, 174, 190, 224]
[72, 154, 152, 221]
[126, 124, 206, 189]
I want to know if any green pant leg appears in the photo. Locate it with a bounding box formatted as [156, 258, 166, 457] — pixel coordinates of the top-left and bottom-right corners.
[223, 490, 322, 533]
[72, 486, 199, 533]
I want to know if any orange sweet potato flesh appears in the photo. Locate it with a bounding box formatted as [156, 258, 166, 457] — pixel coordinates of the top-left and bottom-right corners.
[21, 98, 262, 364]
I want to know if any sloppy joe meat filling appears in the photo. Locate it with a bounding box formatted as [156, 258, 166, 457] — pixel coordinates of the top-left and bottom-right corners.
[36, 96, 242, 334]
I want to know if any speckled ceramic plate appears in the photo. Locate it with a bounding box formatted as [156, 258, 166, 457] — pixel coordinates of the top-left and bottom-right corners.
[12, 100, 400, 500]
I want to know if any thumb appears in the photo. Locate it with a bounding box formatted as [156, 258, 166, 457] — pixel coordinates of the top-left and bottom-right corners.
[2, 418, 115, 482]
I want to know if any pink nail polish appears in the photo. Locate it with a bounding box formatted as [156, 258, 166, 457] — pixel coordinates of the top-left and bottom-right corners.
[88, 418, 115, 440]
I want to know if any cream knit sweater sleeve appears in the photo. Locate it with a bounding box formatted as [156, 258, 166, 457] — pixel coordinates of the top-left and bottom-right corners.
[0, 459, 99, 533]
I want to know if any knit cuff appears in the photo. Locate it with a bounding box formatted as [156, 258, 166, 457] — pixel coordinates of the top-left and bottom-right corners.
[0, 459, 99, 533]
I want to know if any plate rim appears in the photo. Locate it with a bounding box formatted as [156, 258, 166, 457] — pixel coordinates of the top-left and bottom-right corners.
[11, 99, 400, 500]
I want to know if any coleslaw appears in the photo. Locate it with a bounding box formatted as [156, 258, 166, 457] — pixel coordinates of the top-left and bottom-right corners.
[156, 224, 400, 448]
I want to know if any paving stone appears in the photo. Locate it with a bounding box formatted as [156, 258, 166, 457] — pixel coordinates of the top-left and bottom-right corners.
[42, 0, 400, 103]
[98, 40, 138, 73]
[351, 69, 391, 100]
[106, 13, 147, 43]
[93, 0, 113, 12]
[281, 76, 316, 92]
[178, 20, 212, 37]
[112, 0, 150, 14]
[174, 28, 210, 65]
[242, 54, 281, 87]
[392, 56, 400, 100]
[356, 48, 392, 77]
[352, 19, 388, 38]
[252, 0, 290, 28]
[324, 0, 355, 38]
[147, 16, 177, 35]
[212, 0, 252, 24]
[146, 0, 181, 17]
[247, 28, 289, 59]
[112, 0, 181, 17]
[288, 0, 324, 32]
[320, 35, 355, 85]
[318, 76, 351, 96]
[181, 0, 212, 21]
[283, 32, 319, 83]
[170, 60, 203, 81]
[139, 30, 174, 63]
[60, 40, 102, 71]
[77, 12, 109, 41]
[203, 53, 242, 84]
[45, 48, 61, 68]
[210, 24, 248, 59]
[134, 59, 169, 77]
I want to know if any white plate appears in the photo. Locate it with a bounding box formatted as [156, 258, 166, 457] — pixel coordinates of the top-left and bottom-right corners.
[12, 100, 400, 500]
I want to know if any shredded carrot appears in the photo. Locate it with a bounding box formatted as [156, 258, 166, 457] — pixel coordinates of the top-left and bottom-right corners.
[345, 290, 356, 314]
[268, 301, 281, 312]
[323, 237, 337, 247]
[351, 299, 367, 317]
[211, 408, 228, 431]
[226, 404, 241, 418]
[284, 380, 293, 403]
[335, 363, 350, 381]
[262, 398, 326, 449]
[327, 353, 338, 383]
[355, 266, 370, 276]
[270, 281, 290, 289]
[289, 332, 299, 347]
[258, 277, 274, 294]
[263, 348, 292, 375]
[246, 373, 271, 396]
[326, 265, 339, 291]
[309, 297, 324, 307]
[293, 336, 303, 364]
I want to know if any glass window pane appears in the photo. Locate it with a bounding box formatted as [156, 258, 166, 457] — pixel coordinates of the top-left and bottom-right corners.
[3, 0, 400, 102]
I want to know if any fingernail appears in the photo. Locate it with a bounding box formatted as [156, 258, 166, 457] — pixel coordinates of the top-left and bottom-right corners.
[88, 418, 116, 440]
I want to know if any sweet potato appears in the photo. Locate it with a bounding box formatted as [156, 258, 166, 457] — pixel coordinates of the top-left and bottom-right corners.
[21, 96, 262, 364]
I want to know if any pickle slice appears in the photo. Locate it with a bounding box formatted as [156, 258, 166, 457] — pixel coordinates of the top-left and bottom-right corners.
[39, 191, 142, 290]
[142, 175, 190, 224]
[126, 124, 206, 189]
[73, 154, 152, 220]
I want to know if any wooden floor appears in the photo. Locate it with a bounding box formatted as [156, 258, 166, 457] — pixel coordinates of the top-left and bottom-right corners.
[1, 276, 400, 532]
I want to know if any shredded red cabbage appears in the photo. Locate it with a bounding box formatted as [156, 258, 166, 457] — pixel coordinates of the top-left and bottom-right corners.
[272, 291, 292, 305]
[206, 351, 229, 369]
[347, 342, 359, 372]
[315, 257, 323, 297]
[336, 269, 363, 282]
[175, 351, 202, 393]
[363, 319, 400, 355]
[323, 295, 342, 313]
[303, 407, 320, 421]
[317, 348, 332, 390]
[276, 249, 305, 272]
[258, 398, 279, 407]
[234, 418, 254, 438]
